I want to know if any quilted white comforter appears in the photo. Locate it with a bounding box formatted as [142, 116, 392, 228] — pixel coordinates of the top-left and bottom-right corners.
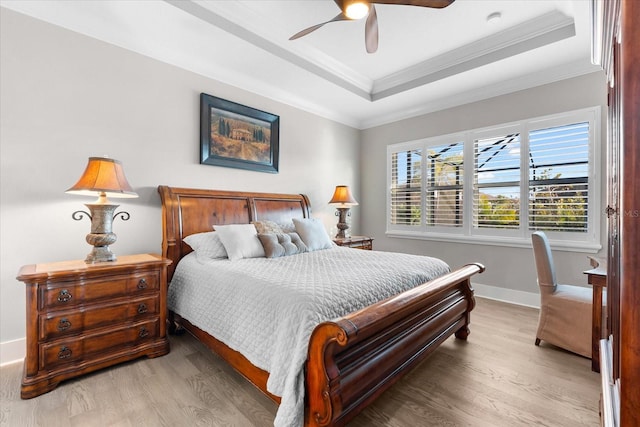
[167, 246, 450, 426]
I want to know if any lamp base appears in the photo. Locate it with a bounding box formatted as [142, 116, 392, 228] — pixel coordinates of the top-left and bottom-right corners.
[335, 207, 351, 239]
[82, 203, 119, 264]
[85, 245, 116, 263]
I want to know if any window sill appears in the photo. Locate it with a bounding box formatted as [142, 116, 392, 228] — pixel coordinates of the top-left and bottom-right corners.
[385, 230, 602, 253]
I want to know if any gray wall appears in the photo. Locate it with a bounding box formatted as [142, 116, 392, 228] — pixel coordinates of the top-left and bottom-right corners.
[360, 72, 608, 299]
[0, 9, 360, 359]
[0, 7, 608, 363]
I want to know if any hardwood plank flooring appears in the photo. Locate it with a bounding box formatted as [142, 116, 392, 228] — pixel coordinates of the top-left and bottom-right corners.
[0, 298, 600, 426]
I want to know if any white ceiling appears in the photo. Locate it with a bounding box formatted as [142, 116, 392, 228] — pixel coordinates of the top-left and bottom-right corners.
[1, 0, 600, 129]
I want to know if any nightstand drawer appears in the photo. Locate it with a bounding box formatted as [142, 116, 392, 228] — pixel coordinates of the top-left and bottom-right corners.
[39, 295, 159, 340]
[40, 271, 159, 310]
[340, 240, 372, 250]
[40, 318, 159, 371]
[333, 235, 373, 250]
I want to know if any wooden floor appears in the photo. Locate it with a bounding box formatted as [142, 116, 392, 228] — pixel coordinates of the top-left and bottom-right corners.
[0, 298, 600, 427]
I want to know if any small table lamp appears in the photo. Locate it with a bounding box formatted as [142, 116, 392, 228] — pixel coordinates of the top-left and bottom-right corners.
[328, 185, 358, 239]
[66, 157, 138, 263]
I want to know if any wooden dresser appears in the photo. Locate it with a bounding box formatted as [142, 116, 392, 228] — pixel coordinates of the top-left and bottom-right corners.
[333, 235, 374, 250]
[17, 253, 171, 399]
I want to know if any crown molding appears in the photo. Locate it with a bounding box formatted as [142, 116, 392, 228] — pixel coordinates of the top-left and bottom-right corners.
[359, 61, 602, 129]
[166, 0, 372, 99]
[371, 10, 576, 100]
[175, 2, 578, 104]
[190, 0, 374, 93]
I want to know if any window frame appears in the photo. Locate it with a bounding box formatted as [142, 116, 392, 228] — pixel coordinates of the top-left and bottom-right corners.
[386, 107, 601, 252]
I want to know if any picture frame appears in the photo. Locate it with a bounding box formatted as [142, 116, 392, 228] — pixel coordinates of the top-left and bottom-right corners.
[200, 93, 279, 173]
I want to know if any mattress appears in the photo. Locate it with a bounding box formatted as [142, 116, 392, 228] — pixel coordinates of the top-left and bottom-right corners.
[168, 246, 449, 426]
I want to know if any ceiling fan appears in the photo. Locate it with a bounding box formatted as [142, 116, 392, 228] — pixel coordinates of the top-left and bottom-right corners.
[289, 0, 455, 54]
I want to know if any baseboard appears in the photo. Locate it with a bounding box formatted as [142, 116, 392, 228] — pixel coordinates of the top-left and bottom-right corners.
[0, 283, 537, 366]
[1, 338, 25, 367]
[473, 282, 540, 308]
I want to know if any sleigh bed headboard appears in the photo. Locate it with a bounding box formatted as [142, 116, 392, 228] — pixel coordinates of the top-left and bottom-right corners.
[157, 185, 311, 281]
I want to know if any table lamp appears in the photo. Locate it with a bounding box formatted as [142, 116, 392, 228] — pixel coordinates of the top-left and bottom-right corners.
[66, 157, 138, 263]
[328, 185, 358, 239]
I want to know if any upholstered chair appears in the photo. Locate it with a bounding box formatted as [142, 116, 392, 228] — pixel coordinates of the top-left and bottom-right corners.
[531, 231, 593, 358]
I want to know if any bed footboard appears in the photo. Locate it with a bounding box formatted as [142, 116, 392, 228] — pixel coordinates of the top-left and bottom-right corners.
[305, 263, 484, 427]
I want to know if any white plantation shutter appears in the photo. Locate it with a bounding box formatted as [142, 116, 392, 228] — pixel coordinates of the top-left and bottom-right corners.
[390, 148, 422, 226]
[528, 122, 589, 232]
[426, 142, 464, 227]
[473, 133, 521, 230]
[386, 107, 599, 250]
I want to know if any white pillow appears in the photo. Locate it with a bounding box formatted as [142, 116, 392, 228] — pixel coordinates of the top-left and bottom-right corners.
[214, 224, 265, 261]
[183, 231, 228, 261]
[293, 218, 334, 251]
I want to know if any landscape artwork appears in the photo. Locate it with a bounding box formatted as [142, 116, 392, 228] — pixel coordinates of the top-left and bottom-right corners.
[200, 93, 279, 173]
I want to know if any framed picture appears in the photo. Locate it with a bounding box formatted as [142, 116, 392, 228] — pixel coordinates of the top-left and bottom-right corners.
[200, 93, 279, 173]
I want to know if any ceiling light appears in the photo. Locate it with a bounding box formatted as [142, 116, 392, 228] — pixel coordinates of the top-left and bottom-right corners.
[486, 12, 502, 24]
[345, 1, 370, 20]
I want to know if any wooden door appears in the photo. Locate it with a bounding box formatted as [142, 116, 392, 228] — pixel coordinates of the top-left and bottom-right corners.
[598, 0, 640, 425]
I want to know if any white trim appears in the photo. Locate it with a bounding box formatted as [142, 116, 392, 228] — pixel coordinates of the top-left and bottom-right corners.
[473, 282, 541, 308]
[0, 1, 602, 130]
[386, 230, 602, 253]
[372, 11, 576, 100]
[359, 64, 601, 130]
[0, 338, 25, 367]
[171, 2, 576, 102]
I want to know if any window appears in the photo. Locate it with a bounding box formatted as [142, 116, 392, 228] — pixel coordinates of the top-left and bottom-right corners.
[426, 142, 464, 228]
[387, 107, 600, 251]
[474, 132, 521, 230]
[528, 123, 590, 233]
[390, 148, 422, 226]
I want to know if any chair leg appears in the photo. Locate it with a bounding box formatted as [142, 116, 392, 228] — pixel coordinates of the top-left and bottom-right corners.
[535, 338, 541, 346]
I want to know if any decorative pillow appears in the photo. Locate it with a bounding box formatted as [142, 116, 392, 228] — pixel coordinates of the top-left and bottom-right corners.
[292, 218, 334, 252]
[252, 220, 284, 234]
[183, 231, 228, 261]
[278, 221, 296, 233]
[214, 224, 265, 261]
[258, 232, 308, 258]
[287, 232, 308, 253]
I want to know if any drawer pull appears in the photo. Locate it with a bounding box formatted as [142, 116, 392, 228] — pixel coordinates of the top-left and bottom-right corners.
[137, 303, 148, 314]
[57, 346, 72, 359]
[139, 327, 149, 338]
[137, 278, 147, 289]
[57, 318, 72, 331]
[57, 289, 72, 303]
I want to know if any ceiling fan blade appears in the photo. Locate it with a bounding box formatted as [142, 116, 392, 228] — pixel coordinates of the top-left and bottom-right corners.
[371, 0, 454, 8]
[289, 13, 349, 40]
[365, 4, 379, 53]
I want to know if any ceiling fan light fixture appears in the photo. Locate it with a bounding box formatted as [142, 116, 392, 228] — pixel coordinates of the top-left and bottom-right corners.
[344, 1, 370, 20]
[289, 0, 453, 51]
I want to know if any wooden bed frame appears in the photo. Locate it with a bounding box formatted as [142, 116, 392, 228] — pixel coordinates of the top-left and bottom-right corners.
[158, 185, 484, 427]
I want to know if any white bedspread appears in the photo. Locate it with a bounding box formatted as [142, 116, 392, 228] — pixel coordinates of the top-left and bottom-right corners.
[167, 246, 449, 427]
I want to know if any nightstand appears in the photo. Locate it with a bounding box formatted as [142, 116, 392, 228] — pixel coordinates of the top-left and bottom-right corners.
[333, 235, 374, 250]
[16, 253, 171, 399]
